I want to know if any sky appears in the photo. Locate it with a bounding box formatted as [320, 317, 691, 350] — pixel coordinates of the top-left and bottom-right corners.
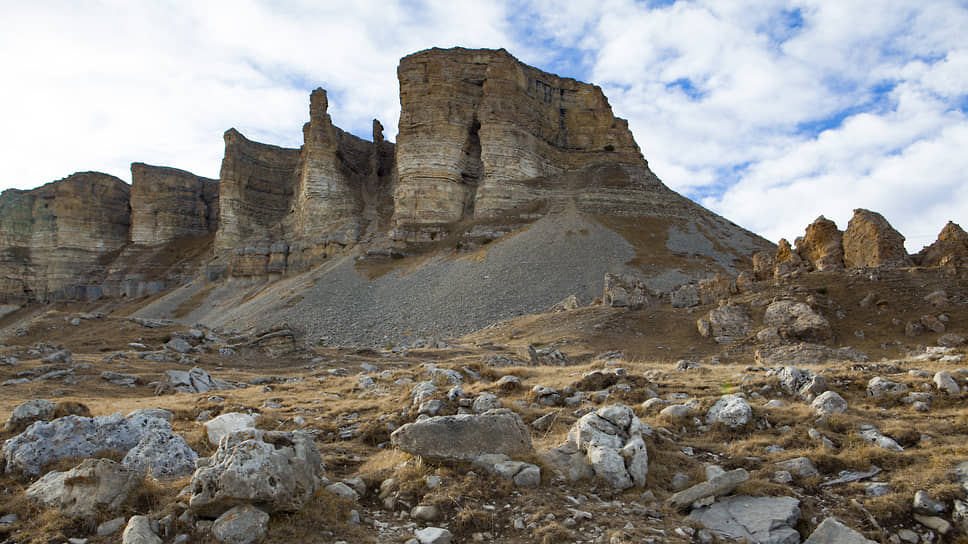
[2, 0, 967, 252]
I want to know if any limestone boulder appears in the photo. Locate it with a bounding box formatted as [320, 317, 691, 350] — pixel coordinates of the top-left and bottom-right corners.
[2, 412, 167, 477]
[753, 250, 776, 281]
[688, 495, 801, 544]
[916, 221, 968, 267]
[705, 394, 752, 428]
[121, 424, 198, 480]
[776, 366, 827, 401]
[122, 515, 163, 544]
[189, 430, 325, 518]
[205, 412, 258, 446]
[603, 273, 654, 309]
[867, 377, 908, 399]
[803, 517, 877, 544]
[162, 367, 235, 394]
[390, 409, 533, 463]
[4, 399, 55, 433]
[699, 304, 752, 343]
[795, 216, 844, 271]
[811, 391, 848, 416]
[842, 209, 912, 268]
[212, 504, 270, 544]
[528, 345, 571, 366]
[544, 404, 649, 490]
[763, 300, 831, 342]
[26, 459, 143, 518]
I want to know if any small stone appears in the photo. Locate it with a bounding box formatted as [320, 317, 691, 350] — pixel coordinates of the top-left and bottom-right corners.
[411, 505, 441, 521]
[933, 371, 961, 395]
[811, 391, 848, 416]
[97, 516, 127, 536]
[212, 504, 270, 544]
[122, 515, 162, 544]
[913, 490, 946, 515]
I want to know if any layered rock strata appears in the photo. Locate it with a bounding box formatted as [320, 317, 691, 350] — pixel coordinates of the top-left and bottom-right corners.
[0, 172, 130, 301]
[215, 89, 395, 277]
[392, 48, 688, 244]
[130, 163, 219, 245]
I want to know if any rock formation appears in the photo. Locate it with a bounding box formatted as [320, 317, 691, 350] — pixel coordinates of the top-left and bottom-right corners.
[795, 216, 844, 271]
[916, 221, 968, 268]
[215, 88, 394, 277]
[842, 209, 912, 268]
[130, 163, 218, 245]
[0, 172, 130, 301]
[392, 47, 697, 245]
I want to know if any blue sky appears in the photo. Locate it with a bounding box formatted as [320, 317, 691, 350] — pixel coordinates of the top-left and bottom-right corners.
[2, 0, 967, 251]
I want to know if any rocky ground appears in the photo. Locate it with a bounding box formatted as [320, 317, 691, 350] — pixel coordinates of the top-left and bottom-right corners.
[0, 267, 965, 544]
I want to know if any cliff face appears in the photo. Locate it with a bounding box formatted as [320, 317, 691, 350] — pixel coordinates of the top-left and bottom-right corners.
[215, 89, 394, 277]
[392, 48, 649, 242]
[130, 163, 218, 245]
[0, 172, 130, 301]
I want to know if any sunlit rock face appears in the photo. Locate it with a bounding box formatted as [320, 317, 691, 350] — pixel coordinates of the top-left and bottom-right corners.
[130, 163, 218, 245]
[0, 172, 130, 301]
[393, 47, 662, 243]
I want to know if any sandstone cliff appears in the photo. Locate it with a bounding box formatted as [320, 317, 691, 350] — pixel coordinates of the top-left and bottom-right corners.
[392, 48, 656, 244]
[130, 163, 218, 245]
[0, 172, 130, 301]
[215, 89, 394, 277]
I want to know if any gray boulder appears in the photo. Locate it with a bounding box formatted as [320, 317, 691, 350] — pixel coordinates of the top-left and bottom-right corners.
[204, 412, 258, 446]
[698, 304, 752, 343]
[667, 468, 749, 510]
[763, 300, 831, 341]
[705, 394, 752, 428]
[867, 377, 908, 398]
[2, 412, 167, 476]
[390, 409, 533, 463]
[122, 424, 198, 480]
[934, 371, 961, 395]
[544, 404, 649, 490]
[688, 495, 801, 544]
[4, 399, 55, 432]
[163, 367, 235, 394]
[26, 459, 143, 518]
[123, 515, 163, 544]
[756, 343, 867, 366]
[212, 504, 270, 544]
[189, 430, 325, 517]
[811, 391, 848, 416]
[803, 517, 877, 543]
[776, 367, 827, 401]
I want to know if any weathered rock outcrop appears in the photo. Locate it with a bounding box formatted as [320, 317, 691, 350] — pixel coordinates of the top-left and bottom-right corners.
[391, 47, 732, 248]
[0, 172, 130, 301]
[215, 89, 395, 277]
[130, 163, 219, 245]
[795, 216, 843, 271]
[917, 221, 968, 268]
[843, 209, 912, 268]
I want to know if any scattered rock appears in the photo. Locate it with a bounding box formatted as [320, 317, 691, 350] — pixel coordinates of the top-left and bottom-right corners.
[414, 527, 453, 544]
[705, 394, 752, 428]
[528, 345, 571, 366]
[775, 457, 819, 478]
[212, 504, 270, 544]
[122, 515, 163, 544]
[938, 333, 966, 347]
[544, 404, 648, 490]
[189, 430, 325, 517]
[205, 413, 258, 446]
[803, 517, 877, 544]
[4, 399, 55, 432]
[866, 377, 908, 398]
[811, 391, 848, 416]
[26, 459, 143, 518]
[603, 273, 654, 309]
[755, 343, 867, 366]
[776, 367, 827, 401]
[688, 495, 801, 544]
[934, 371, 961, 395]
[122, 423, 198, 480]
[858, 425, 903, 451]
[162, 367, 235, 394]
[391, 409, 533, 463]
[667, 468, 749, 510]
